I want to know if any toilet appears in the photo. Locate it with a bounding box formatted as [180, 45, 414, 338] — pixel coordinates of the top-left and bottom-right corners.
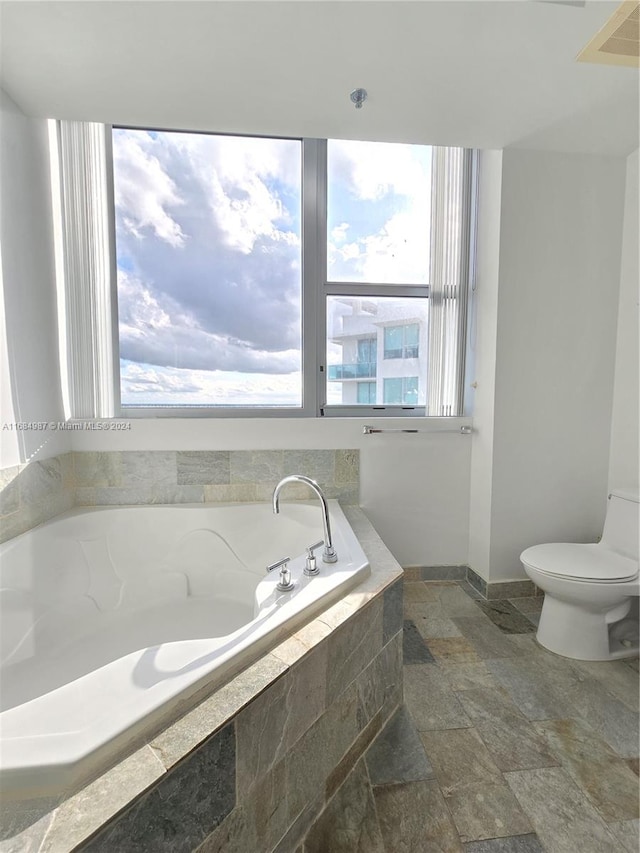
[520, 490, 639, 661]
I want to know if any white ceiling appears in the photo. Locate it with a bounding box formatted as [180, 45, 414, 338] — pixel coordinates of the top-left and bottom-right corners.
[0, 0, 638, 155]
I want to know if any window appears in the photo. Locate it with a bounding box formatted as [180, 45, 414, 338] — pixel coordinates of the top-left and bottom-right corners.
[383, 324, 419, 360]
[357, 338, 376, 364]
[112, 129, 303, 409]
[53, 125, 476, 418]
[384, 377, 419, 405]
[326, 295, 428, 406]
[357, 382, 376, 404]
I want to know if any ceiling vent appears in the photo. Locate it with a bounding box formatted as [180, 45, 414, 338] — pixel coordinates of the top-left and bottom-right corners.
[577, 1, 639, 67]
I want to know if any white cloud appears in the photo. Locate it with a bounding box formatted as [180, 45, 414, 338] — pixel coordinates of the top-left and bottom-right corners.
[118, 271, 300, 374]
[113, 129, 303, 384]
[328, 139, 430, 201]
[327, 139, 431, 284]
[113, 131, 187, 248]
[120, 360, 302, 407]
[333, 206, 430, 284]
[331, 222, 350, 243]
[173, 133, 301, 254]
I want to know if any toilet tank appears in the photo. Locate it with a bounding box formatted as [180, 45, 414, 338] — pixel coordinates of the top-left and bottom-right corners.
[601, 490, 639, 560]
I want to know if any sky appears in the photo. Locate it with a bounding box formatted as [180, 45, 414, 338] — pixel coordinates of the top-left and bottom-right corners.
[112, 130, 432, 407]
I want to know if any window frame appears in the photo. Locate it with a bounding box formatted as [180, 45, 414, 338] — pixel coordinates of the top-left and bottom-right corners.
[114, 127, 313, 419]
[93, 129, 477, 419]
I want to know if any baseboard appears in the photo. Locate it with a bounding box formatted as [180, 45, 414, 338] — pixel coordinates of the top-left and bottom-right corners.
[466, 567, 539, 600]
[403, 565, 540, 600]
[402, 565, 467, 582]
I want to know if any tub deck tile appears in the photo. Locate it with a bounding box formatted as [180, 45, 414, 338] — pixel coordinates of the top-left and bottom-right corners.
[151, 653, 288, 772]
[40, 745, 167, 852]
[0, 797, 57, 853]
[272, 621, 333, 667]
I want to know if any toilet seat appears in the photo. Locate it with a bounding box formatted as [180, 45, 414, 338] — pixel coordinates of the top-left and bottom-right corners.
[521, 543, 639, 583]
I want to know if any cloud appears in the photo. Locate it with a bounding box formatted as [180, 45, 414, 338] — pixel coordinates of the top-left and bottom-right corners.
[328, 139, 430, 201]
[120, 360, 302, 407]
[331, 222, 350, 243]
[113, 132, 187, 248]
[112, 129, 302, 380]
[118, 272, 300, 373]
[327, 140, 432, 285]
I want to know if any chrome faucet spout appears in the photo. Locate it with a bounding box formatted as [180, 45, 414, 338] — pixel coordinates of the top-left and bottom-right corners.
[272, 475, 338, 563]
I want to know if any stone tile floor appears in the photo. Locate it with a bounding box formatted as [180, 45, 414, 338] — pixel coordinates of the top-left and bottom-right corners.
[303, 580, 639, 852]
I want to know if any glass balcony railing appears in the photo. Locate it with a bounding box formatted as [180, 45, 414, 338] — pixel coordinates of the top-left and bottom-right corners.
[327, 362, 377, 380]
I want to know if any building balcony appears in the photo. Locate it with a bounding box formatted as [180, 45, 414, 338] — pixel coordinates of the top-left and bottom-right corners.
[327, 362, 377, 381]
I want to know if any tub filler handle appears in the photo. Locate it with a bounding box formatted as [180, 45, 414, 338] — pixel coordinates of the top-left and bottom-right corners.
[266, 556, 295, 592]
[304, 541, 324, 576]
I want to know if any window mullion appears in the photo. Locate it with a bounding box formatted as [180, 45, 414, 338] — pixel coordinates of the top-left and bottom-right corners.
[303, 138, 327, 416]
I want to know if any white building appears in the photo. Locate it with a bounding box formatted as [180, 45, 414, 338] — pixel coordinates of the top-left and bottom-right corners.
[327, 297, 428, 406]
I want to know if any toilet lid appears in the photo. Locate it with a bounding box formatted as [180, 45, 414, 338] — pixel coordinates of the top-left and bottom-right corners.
[521, 543, 639, 582]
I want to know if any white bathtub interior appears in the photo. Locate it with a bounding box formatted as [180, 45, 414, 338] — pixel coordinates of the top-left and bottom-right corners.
[0, 500, 370, 798]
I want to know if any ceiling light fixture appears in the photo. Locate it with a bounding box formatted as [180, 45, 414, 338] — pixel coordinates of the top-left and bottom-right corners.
[349, 88, 368, 109]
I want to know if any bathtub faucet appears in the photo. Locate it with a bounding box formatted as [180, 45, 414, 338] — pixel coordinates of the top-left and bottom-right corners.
[272, 475, 338, 563]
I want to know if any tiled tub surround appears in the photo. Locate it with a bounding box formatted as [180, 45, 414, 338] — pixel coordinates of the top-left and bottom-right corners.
[0, 449, 359, 544]
[0, 500, 371, 799]
[73, 449, 360, 507]
[0, 507, 404, 853]
[0, 455, 75, 544]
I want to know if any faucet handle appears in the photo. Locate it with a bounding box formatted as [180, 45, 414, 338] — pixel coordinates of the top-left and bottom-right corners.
[304, 541, 324, 576]
[266, 556, 291, 573]
[266, 556, 295, 592]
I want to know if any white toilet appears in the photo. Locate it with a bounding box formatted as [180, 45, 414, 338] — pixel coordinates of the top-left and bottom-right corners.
[520, 490, 639, 661]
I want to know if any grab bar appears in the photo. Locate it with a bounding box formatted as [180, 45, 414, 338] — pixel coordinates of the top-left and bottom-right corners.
[363, 425, 472, 435]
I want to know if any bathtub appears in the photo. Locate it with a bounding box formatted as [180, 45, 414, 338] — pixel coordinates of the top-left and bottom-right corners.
[0, 500, 370, 799]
